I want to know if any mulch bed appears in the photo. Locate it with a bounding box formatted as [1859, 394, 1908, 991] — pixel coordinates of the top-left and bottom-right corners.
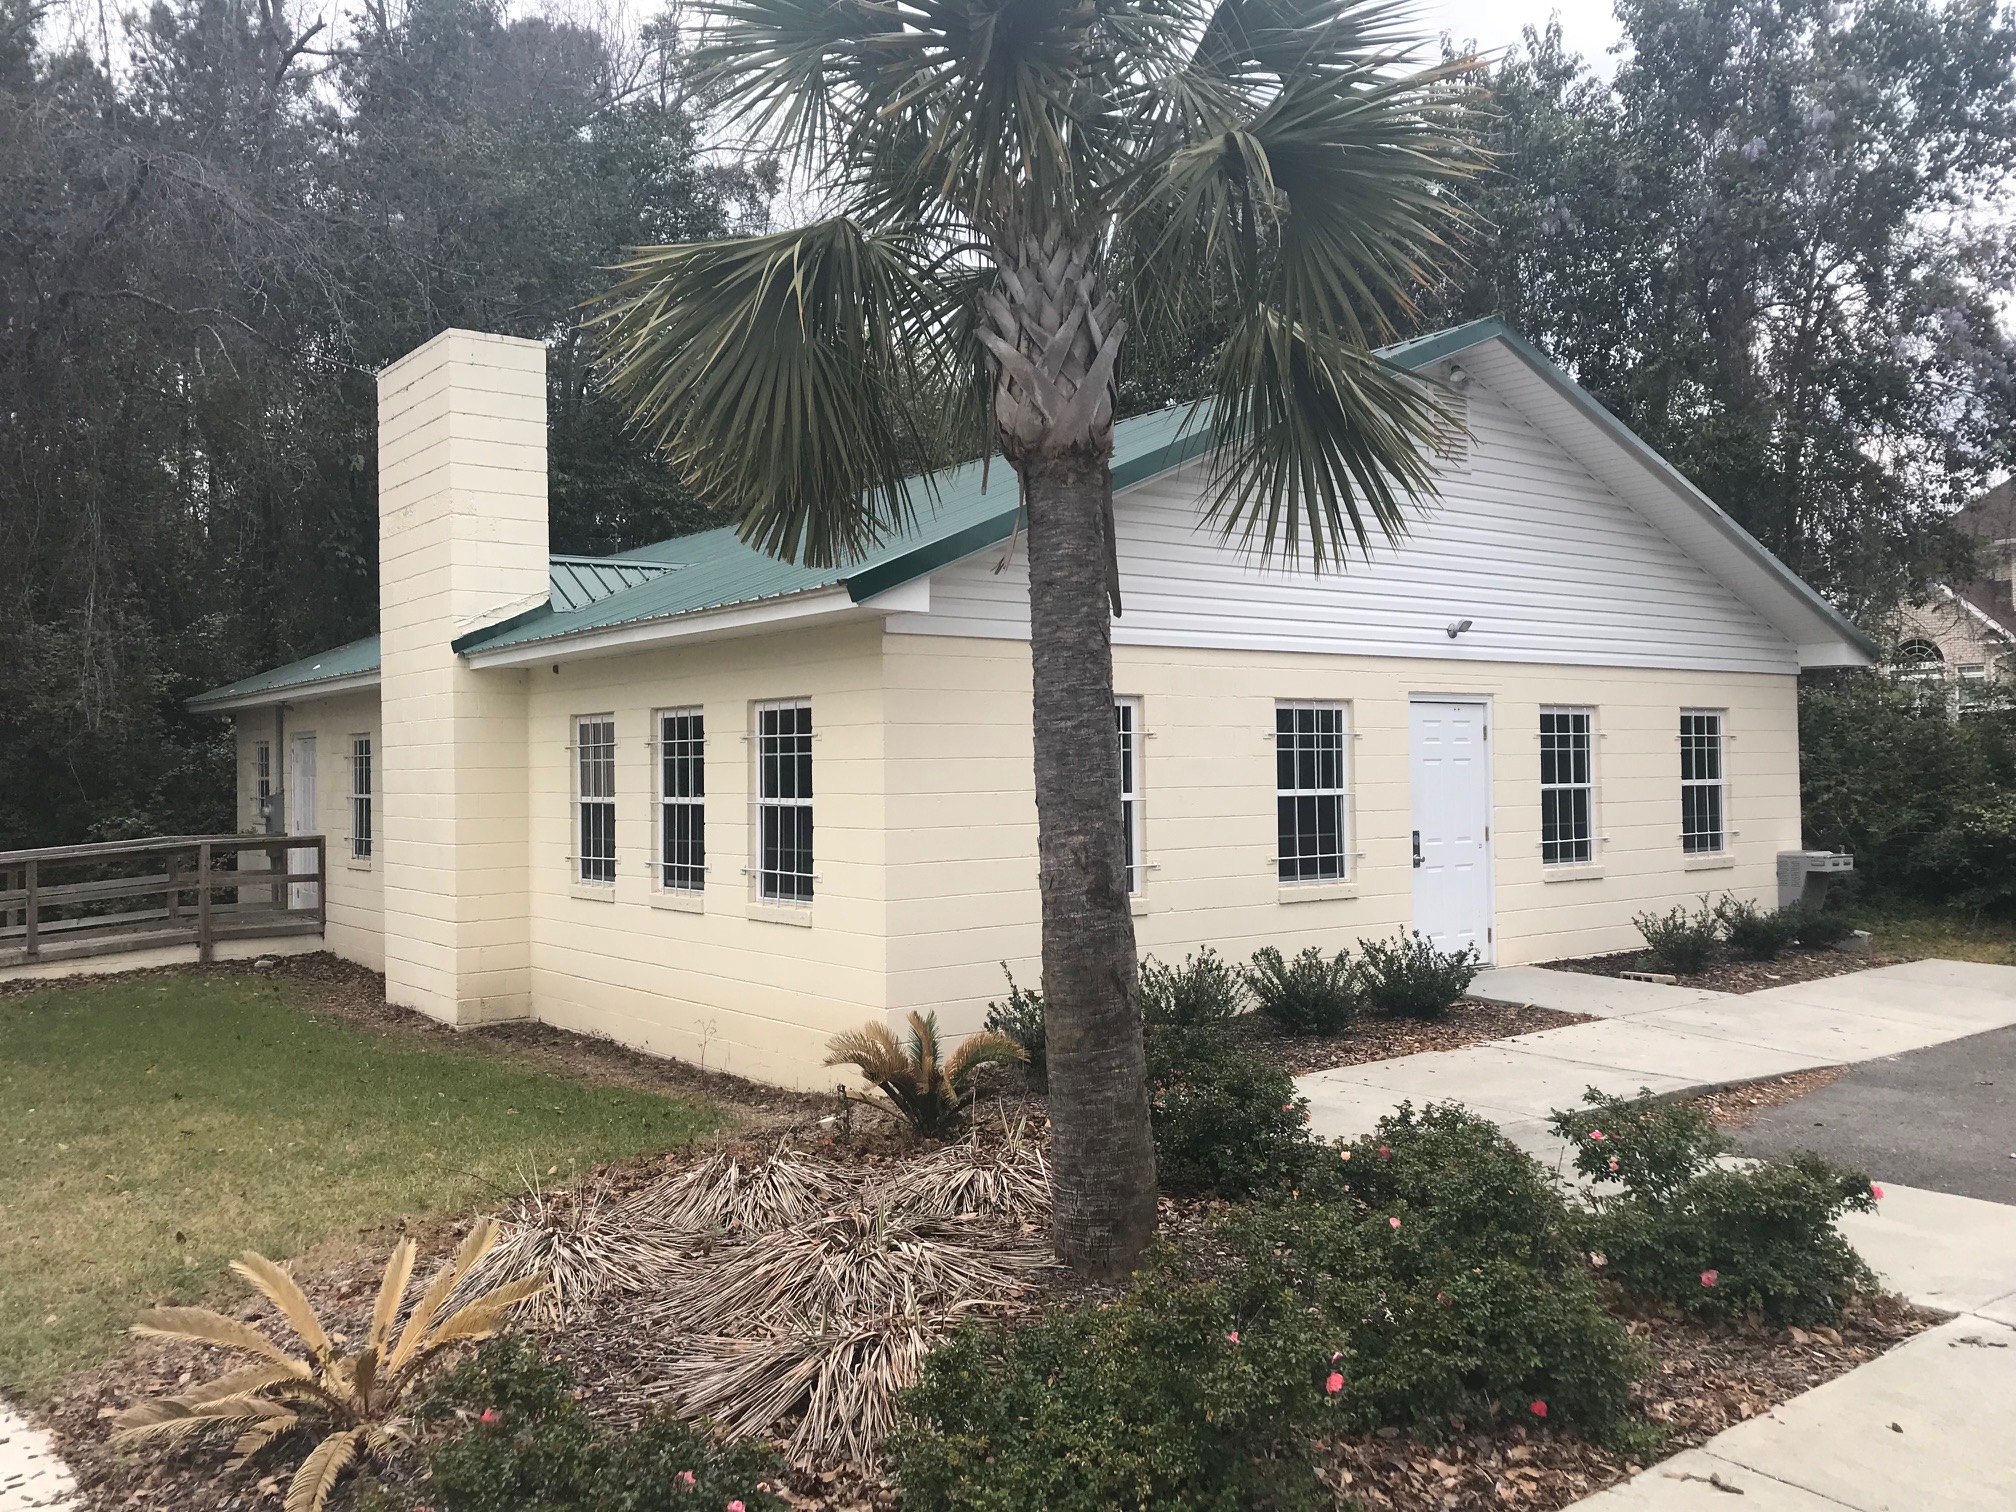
[1233, 1001, 1597, 1077]
[1690, 1066, 1851, 1129]
[1544, 945, 1907, 995]
[19, 957, 1936, 1512]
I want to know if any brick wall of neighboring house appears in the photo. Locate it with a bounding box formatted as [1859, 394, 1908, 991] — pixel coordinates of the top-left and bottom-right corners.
[1893, 480, 2016, 690]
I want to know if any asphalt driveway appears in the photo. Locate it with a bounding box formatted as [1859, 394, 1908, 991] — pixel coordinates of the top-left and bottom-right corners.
[1734, 1023, 2016, 1204]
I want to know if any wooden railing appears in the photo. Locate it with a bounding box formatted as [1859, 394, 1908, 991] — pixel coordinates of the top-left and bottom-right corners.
[0, 834, 325, 968]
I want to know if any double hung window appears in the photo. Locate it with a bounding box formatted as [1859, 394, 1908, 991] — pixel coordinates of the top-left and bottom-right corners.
[658, 709, 705, 892]
[756, 701, 813, 902]
[1679, 711, 1725, 854]
[575, 715, 616, 883]
[1276, 702, 1348, 882]
[1539, 709, 1593, 865]
[349, 736, 373, 860]
[1114, 699, 1143, 894]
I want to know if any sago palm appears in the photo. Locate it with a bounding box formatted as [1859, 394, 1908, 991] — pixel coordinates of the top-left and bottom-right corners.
[594, 0, 1478, 1274]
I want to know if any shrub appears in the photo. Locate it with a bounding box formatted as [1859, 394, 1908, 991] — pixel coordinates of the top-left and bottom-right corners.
[1789, 905, 1857, 950]
[1357, 932, 1481, 1020]
[1139, 946, 1248, 1025]
[1550, 1089, 1879, 1326]
[1717, 895, 1803, 961]
[982, 965, 1047, 1090]
[115, 1221, 544, 1512]
[893, 1253, 1339, 1512]
[825, 1011, 1025, 1137]
[1145, 1026, 1309, 1197]
[1219, 1196, 1645, 1442]
[1633, 897, 1721, 973]
[388, 1338, 788, 1512]
[1245, 945, 1358, 1036]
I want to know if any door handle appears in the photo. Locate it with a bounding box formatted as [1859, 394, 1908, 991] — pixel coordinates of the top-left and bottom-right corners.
[1412, 830, 1423, 868]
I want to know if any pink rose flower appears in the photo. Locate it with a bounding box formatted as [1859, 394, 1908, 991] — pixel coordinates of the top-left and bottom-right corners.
[1226, 1331, 1240, 1344]
[1389, 1216, 1401, 1229]
[678, 1471, 696, 1487]
[1589, 1129, 1605, 1142]
[478, 1408, 499, 1425]
[1871, 1183, 1884, 1199]
[1530, 1400, 1548, 1418]
[1325, 1371, 1345, 1394]
[728, 1502, 746, 1512]
[1700, 1269, 1719, 1287]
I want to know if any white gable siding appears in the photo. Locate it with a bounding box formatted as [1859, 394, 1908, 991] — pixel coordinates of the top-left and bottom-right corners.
[887, 381, 1797, 674]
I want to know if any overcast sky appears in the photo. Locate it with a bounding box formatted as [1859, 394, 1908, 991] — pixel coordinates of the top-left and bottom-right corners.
[1413, 0, 1627, 72]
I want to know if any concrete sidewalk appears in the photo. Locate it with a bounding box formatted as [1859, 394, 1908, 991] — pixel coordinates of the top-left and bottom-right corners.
[0, 1404, 79, 1512]
[1298, 959, 2016, 1166]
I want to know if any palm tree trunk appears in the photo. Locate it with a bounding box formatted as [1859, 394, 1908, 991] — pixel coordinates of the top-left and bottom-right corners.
[1021, 448, 1159, 1276]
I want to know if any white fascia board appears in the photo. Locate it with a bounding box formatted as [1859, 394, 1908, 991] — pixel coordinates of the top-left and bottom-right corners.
[1455, 339, 1876, 671]
[460, 583, 905, 668]
[189, 671, 382, 714]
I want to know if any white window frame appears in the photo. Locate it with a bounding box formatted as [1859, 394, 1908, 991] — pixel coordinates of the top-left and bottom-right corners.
[1275, 700, 1350, 884]
[349, 735, 373, 860]
[1115, 698, 1144, 895]
[754, 699, 813, 904]
[656, 707, 706, 893]
[1539, 707, 1595, 865]
[1679, 709, 1726, 856]
[574, 714, 617, 884]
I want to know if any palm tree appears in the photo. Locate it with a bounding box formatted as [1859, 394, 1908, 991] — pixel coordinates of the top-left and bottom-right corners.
[593, 0, 1478, 1275]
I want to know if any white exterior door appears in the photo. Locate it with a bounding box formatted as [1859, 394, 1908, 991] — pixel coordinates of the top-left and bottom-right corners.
[287, 734, 318, 913]
[1409, 699, 1494, 961]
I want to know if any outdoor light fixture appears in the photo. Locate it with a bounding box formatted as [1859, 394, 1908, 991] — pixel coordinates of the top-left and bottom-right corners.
[1446, 619, 1474, 639]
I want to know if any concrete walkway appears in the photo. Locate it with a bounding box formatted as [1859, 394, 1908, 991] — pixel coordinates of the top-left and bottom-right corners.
[1298, 959, 2016, 1169]
[0, 1404, 80, 1512]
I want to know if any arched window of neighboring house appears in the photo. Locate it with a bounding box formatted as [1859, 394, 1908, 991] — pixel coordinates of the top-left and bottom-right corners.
[1895, 638, 1945, 666]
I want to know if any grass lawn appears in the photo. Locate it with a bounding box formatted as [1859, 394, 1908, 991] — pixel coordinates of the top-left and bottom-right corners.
[1852, 902, 2016, 965]
[0, 970, 725, 1396]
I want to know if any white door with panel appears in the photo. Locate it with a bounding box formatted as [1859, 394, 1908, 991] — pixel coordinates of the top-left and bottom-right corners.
[1409, 699, 1494, 960]
[287, 734, 318, 913]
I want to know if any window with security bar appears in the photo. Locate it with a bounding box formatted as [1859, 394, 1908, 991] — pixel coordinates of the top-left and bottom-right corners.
[255, 741, 272, 823]
[576, 715, 616, 883]
[1680, 711, 1725, 854]
[1276, 701, 1348, 882]
[350, 736, 373, 860]
[756, 701, 813, 902]
[1539, 708, 1593, 864]
[658, 708, 705, 892]
[1115, 698, 1143, 894]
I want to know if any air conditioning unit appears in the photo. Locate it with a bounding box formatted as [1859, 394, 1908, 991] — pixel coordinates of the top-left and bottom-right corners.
[1777, 850, 1854, 911]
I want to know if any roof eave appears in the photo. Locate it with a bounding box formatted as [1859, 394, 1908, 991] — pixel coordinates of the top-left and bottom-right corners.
[186, 668, 382, 714]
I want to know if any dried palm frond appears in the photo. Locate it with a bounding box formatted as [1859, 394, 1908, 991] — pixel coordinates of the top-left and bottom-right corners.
[882, 1119, 1052, 1224]
[647, 1207, 1050, 1336]
[825, 1011, 1026, 1137]
[454, 1179, 690, 1324]
[629, 1140, 856, 1235]
[114, 1220, 542, 1512]
[667, 1312, 946, 1469]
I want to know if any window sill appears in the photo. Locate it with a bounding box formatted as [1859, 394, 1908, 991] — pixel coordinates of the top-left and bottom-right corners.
[345, 858, 374, 873]
[1542, 865, 1605, 883]
[651, 891, 705, 915]
[748, 900, 813, 928]
[568, 881, 618, 902]
[1129, 894, 1148, 917]
[1683, 854, 1736, 871]
[1278, 881, 1358, 903]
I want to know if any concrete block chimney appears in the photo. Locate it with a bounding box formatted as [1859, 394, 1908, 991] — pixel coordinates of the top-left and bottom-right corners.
[376, 330, 548, 1025]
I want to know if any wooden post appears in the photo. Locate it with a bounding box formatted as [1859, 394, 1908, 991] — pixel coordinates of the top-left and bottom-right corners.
[314, 837, 327, 934]
[196, 842, 213, 965]
[165, 849, 182, 923]
[23, 859, 38, 961]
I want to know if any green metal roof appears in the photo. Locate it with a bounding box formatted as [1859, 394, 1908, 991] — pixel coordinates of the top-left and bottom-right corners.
[187, 635, 383, 711]
[191, 314, 1872, 705]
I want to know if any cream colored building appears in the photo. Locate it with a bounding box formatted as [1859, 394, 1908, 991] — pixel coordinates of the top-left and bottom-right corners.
[190, 320, 1877, 1089]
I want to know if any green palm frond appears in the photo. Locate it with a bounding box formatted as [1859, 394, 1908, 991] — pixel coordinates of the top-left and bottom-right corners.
[592, 218, 947, 567]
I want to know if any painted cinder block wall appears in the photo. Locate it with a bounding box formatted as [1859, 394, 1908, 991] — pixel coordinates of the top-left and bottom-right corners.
[376, 330, 547, 1026]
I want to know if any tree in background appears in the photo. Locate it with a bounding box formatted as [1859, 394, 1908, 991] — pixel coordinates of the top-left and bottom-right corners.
[1424, 0, 2016, 619]
[592, 0, 1479, 1273]
[0, 0, 767, 849]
